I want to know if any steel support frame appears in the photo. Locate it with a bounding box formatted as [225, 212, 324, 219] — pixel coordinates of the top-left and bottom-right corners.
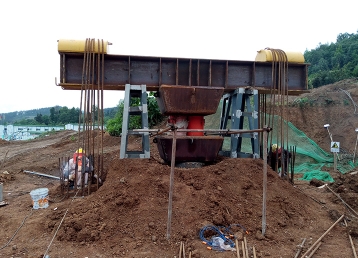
[120, 84, 150, 159]
[219, 88, 259, 158]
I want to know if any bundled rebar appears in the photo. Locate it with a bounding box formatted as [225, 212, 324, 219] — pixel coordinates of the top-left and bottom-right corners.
[75, 38, 105, 194]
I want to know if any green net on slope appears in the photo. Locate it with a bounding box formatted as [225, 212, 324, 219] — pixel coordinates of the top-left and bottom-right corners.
[269, 115, 357, 181]
[288, 124, 333, 163]
[205, 103, 357, 182]
[299, 171, 334, 182]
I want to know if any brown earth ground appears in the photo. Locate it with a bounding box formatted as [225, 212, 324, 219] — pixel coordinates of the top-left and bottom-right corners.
[1, 79, 358, 258]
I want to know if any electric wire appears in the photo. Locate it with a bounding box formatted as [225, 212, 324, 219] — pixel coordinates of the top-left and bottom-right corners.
[0, 209, 33, 251]
[339, 88, 358, 114]
[42, 189, 80, 258]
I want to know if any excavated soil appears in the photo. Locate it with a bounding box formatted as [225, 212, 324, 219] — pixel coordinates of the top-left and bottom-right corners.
[1, 79, 358, 258]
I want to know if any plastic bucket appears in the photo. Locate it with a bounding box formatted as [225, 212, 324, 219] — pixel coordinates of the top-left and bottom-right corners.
[30, 188, 49, 209]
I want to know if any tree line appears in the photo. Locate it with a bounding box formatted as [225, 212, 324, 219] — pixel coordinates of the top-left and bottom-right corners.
[304, 31, 358, 88]
[12, 106, 118, 126]
[10, 94, 164, 136]
[106, 93, 164, 136]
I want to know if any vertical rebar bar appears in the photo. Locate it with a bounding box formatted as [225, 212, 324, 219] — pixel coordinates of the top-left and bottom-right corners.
[166, 129, 177, 239]
[262, 127, 268, 236]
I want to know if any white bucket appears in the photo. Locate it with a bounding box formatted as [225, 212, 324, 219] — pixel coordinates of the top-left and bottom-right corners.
[30, 188, 49, 209]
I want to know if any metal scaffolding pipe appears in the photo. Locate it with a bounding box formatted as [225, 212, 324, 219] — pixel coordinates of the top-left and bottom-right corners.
[23, 170, 60, 180]
[131, 127, 272, 134]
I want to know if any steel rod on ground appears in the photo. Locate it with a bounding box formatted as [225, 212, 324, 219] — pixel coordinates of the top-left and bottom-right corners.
[244, 237, 249, 258]
[300, 214, 344, 258]
[166, 129, 177, 239]
[179, 241, 182, 258]
[235, 239, 240, 258]
[294, 238, 306, 258]
[182, 242, 186, 258]
[345, 219, 358, 258]
[306, 242, 322, 258]
[241, 241, 246, 258]
[326, 185, 358, 216]
[23, 170, 60, 180]
[350, 234, 357, 258]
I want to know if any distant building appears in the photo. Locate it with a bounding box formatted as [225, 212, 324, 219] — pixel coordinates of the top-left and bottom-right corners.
[1, 124, 105, 141]
[1, 125, 64, 140]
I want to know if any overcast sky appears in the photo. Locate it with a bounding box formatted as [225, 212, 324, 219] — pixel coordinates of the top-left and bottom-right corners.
[1, 0, 357, 113]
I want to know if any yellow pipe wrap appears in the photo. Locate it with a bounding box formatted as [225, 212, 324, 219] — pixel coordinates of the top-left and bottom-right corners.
[255, 49, 305, 63]
[58, 39, 108, 54]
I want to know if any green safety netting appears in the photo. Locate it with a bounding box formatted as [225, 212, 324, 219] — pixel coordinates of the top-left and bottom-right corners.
[206, 106, 357, 182]
[280, 117, 356, 180]
[299, 171, 334, 182]
[264, 115, 357, 181]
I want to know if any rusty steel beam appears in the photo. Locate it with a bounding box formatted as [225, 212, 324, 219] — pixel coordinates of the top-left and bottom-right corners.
[58, 53, 309, 93]
[155, 135, 224, 163]
[156, 85, 224, 115]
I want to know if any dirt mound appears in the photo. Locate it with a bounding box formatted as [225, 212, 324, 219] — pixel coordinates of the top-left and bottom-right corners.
[1, 80, 358, 257]
[286, 79, 358, 153]
[46, 157, 353, 258]
[289, 78, 358, 107]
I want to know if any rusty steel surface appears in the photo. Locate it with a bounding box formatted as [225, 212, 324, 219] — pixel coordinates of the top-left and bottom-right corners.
[156, 85, 224, 115]
[154, 135, 224, 163]
[58, 53, 309, 93]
